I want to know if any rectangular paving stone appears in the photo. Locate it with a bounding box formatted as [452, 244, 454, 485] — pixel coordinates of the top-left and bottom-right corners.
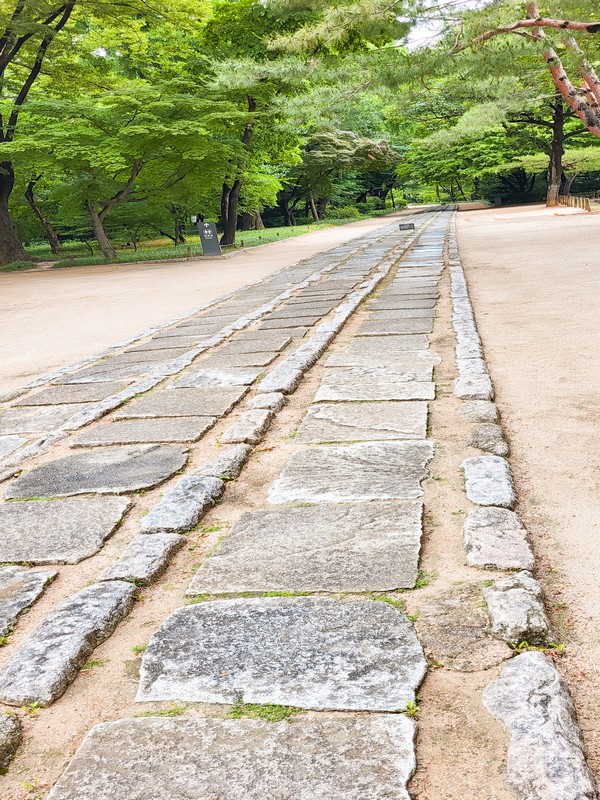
[267, 305, 333, 319]
[47, 715, 416, 800]
[464, 507, 535, 571]
[297, 401, 428, 442]
[56, 362, 157, 384]
[100, 534, 185, 585]
[220, 409, 274, 444]
[126, 338, 206, 352]
[0, 435, 27, 459]
[259, 316, 321, 330]
[72, 417, 216, 446]
[218, 334, 292, 354]
[368, 308, 435, 320]
[172, 367, 262, 389]
[15, 382, 127, 406]
[268, 441, 433, 504]
[342, 335, 430, 356]
[0, 581, 136, 706]
[325, 349, 438, 370]
[141, 476, 224, 534]
[201, 352, 277, 368]
[196, 444, 252, 480]
[115, 387, 247, 419]
[0, 566, 57, 636]
[137, 597, 426, 711]
[0, 404, 89, 434]
[0, 497, 131, 564]
[107, 348, 189, 364]
[356, 318, 434, 336]
[188, 501, 423, 594]
[462, 455, 516, 508]
[314, 366, 434, 402]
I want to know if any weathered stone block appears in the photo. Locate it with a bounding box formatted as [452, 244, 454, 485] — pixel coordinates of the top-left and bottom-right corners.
[115, 388, 247, 419]
[297, 401, 428, 442]
[141, 476, 224, 534]
[484, 571, 550, 645]
[0, 566, 57, 636]
[464, 507, 534, 571]
[462, 455, 516, 508]
[100, 534, 185, 585]
[72, 417, 216, 446]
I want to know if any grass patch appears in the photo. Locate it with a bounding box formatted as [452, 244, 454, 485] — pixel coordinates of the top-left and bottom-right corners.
[81, 659, 106, 671]
[0, 260, 38, 272]
[228, 701, 304, 723]
[137, 704, 189, 718]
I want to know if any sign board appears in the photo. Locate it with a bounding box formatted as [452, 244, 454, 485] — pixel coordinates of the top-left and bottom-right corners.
[197, 221, 222, 256]
[398, 222, 415, 231]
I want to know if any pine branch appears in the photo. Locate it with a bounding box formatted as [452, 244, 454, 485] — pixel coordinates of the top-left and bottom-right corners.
[454, 16, 600, 53]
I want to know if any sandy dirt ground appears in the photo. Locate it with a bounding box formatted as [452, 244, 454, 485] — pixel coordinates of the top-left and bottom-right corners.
[0, 213, 413, 395]
[457, 203, 600, 782]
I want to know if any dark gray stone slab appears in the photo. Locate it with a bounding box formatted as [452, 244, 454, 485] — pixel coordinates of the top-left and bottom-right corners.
[100, 534, 185, 585]
[201, 352, 276, 368]
[297, 402, 428, 442]
[0, 581, 136, 706]
[72, 417, 215, 446]
[260, 316, 322, 330]
[0, 497, 131, 564]
[6, 445, 187, 499]
[356, 318, 434, 336]
[269, 305, 333, 318]
[188, 501, 423, 594]
[15, 382, 126, 406]
[0, 404, 87, 434]
[108, 348, 188, 364]
[172, 367, 262, 389]
[484, 571, 550, 645]
[342, 335, 430, 356]
[314, 366, 434, 402]
[470, 423, 509, 456]
[483, 652, 596, 800]
[464, 507, 534, 571]
[0, 712, 21, 771]
[0, 566, 56, 637]
[137, 597, 426, 710]
[47, 715, 416, 800]
[196, 444, 252, 479]
[462, 456, 516, 508]
[220, 409, 274, 445]
[115, 388, 247, 419]
[0, 435, 27, 459]
[224, 333, 292, 353]
[268, 441, 433, 504]
[141, 476, 224, 534]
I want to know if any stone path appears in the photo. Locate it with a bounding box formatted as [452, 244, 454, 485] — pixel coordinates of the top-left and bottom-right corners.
[0, 209, 595, 800]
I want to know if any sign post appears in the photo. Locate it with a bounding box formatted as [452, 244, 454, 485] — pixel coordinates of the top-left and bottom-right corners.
[398, 222, 415, 231]
[192, 217, 222, 256]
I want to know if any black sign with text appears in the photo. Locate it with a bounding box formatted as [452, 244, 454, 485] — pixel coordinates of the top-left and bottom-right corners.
[197, 221, 222, 256]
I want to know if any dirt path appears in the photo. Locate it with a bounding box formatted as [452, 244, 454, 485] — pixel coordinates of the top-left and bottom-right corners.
[0, 214, 412, 396]
[457, 203, 600, 780]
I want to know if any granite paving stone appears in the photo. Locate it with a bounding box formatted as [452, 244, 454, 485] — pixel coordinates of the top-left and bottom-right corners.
[0, 404, 89, 435]
[0, 566, 57, 636]
[356, 318, 434, 336]
[462, 455, 516, 508]
[454, 373, 493, 400]
[47, 715, 416, 800]
[126, 338, 206, 352]
[200, 352, 277, 368]
[15, 382, 127, 406]
[188, 501, 423, 594]
[341, 335, 430, 356]
[0, 713, 21, 771]
[484, 571, 550, 645]
[220, 409, 274, 444]
[172, 367, 262, 388]
[297, 401, 428, 442]
[0, 581, 136, 706]
[72, 417, 216, 446]
[100, 534, 185, 585]
[226, 333, 292, 352]
[0, 497, 131, 564]
[137, 597, 427, 710]
[0, 435, 27, 459]
[268, 441, 433, 504]
[115, 387, 247, 419]
[483, 652, 596, 800]
[469, 423, 509, 456]
[259, 316, 323, 330]
[195, 444, 252, 479]
[463, 507, 535, 570]
[314, 366, 435, 402]
[325, 349, 439, 370]
[141, 476, 224, 534]
[6, 445, 188, 499]
[107, 348, 189, 364]
[462, 400, 499, 423]
[267, 306, 333, 319]
[247, 392, 285, 411]
[369, 308, 435, 319]
[56, 362, 157, 383]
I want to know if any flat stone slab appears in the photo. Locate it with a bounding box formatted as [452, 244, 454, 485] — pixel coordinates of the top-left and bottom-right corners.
[188, 501, 423, 594]
[108, 348, 188, 364]
[268, 441, 433, 504]
[137, 597, 426, 710]
[0, 497, 131, 564]
[115, 388, 247, 419]
[342, 335, 430, 356]
[16, 382, 126, 406]
[172, 368, 262, 389]
[462, 400, 499, 423]
[0, 404, 87, 434]
[220, 409, 273, 444]
[356, 318, 434, 336]
[462, 455, 516, 508]
[464, 507, 535, 570]
[0, 435, 27, 459]
[470, 423, 509, 456]
[6, 445, 187, 499]
[484, 571, 550, 645]
[369, 308, 435, 320]
[224, 333, 292, 353]
[48, 715, 416, 800]
[314, 366, 434, 402]
[0, 712, 21, 771]
[100, 534, 185, 585]
[141, 476, 224, 534]
[0, 580, 136, 706]
[483, 652, 596, 800]
[260, 315, 322, 329]
[325, 349, 439, 370]
[56, 362, 156, 384]
[195, 444, 252, 480]
[0, 566, 57, 636]
[455, 373, 493, 400]
[72, 417, 216, 446]
[247, 391, 285, 411]
[201, 352, 276, 368]
[297, 401, 428, 442]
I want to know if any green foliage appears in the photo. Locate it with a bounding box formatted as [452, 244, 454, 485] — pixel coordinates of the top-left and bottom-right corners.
[229, 701, 304, 722]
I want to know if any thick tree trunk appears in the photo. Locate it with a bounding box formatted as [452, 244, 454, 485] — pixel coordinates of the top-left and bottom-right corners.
[547, 100, 565, 206]
[563, 171, 578, 196]
[239, 210, 264, 231]
[309, 195, 319, 222]
[25, 179, 61, 255]
[88, 204, 116, 261]
[279, 196, 294, 226]
[0, 162, 27, 265]
[220, 178, 243, 246]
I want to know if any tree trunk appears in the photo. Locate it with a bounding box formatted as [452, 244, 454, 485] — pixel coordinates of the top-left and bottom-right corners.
[25, 179, 61, 255]
[88, 203, 116, 261]
[279, 196, 293, 226]
[239, 210, 265, 231]
[0, 162, 27, 265]
[220, 178, 243, 246]
[309, 195, 319, 222]
[547, 98, 565, 206]
[563, 171, 578, 196]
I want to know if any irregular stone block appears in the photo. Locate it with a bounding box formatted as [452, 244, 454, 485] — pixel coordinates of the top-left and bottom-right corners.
[195, 444, 252, 480]
[100, 534, 185, 585]
[462, 456, 516, 508]
[220, 409, 274, 445]
[464, 507, 534, 570]
[0, 404, 87, 435]
[462, 400, 499, 423]
[454, 374, 493, 400]
[15, 382, 126, 406]
[188, 501, 423, 594]
[0, 581, 136, 706]
[6, 445, 188, 499]
[48, 715, 416, 800]
[0, 497, 131, 564]
[356, 318, 434, 336]
[172, 367, 262, 389]
[115, 387, 247, 419]
[0, 712, 21, 771]
[137, 597, 426, 710]
[484, 571, 550, 645]
[315, 366, 434, 402]
[0, 566, 57, 636]
[0, 435, 27, 459]
[469, 423, 509, 456]
[268, 441, 433, 504]
[247, 392, 285, 411]
[141, 476, 224, 534]
[483, 652, 596, 800]
[297, 401, 428, 442]
[72, 417, 216, 446]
